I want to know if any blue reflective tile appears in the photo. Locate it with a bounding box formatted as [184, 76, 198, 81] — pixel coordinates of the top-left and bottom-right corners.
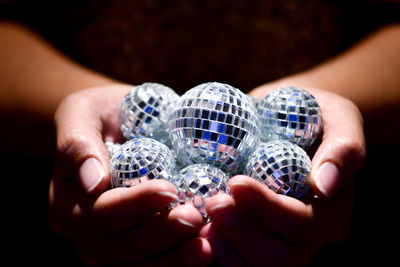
[203, 131, 211, 140]
[210, 121, 218, 132]
[218, 134, 228, 144]
[273, 170, 282, 179]
[288, 114, 298, 122]
[139, 167, 148, 176]
[218, 123, 225, 133]
[144, 106, 153, 114]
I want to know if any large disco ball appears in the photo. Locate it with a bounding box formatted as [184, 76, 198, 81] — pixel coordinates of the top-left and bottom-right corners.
[119, 83, 179, 144]
[169, 82, 259, 173]
[257, 86, 322, 150]
[245, 140, 311, 198]
[110, 138, 176, 188]
[171, 164, 230, 218]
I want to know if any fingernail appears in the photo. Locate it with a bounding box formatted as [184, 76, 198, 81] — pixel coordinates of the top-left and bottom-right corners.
[176, 218, 198, 229]
[79, 158, 105, 193]
[314, 162, 340, 198]
[157, 191, 178, 201]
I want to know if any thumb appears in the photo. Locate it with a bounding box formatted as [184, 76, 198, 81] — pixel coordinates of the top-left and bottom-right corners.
[310, 96, 365, 198]
[55, 92, 111, 195]
[311, 138, 364, 198]
[74, 134, 110, 195]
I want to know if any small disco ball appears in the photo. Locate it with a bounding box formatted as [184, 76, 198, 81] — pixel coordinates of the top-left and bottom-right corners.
[245, 140, 311, 198]
[171, 164, 230, 217]
[110, 138, 176, 188]
[169, 82, 259, 173]
[119, 83, 179, 144]
[257, 86, 322, 150]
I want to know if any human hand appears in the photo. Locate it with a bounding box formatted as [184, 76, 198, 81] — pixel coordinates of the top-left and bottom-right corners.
[201, 87, 365, 266]
[48, 85, 212, 266]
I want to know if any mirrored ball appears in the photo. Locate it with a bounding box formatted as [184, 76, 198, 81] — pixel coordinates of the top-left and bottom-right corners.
[246, 140, 311, 198]
[257, 86, 322, 149]
[171, 164, 230, 217]
[119, 83, 179, 144]
[169, 82, 259, 173]
[110, 138, 176, 188]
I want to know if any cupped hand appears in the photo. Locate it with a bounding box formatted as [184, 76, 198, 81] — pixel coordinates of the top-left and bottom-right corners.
[201, 86, 366, 266]
[48, 85, 212, 266]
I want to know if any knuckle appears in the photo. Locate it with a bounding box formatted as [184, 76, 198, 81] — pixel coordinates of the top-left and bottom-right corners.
[337, 137, 366, 170]
[57, 130, 86, 155]
[54, 91, 93, 123]
[344, 98, 365, 128]
[57, 129, 97, 166]
[55, 92, 83, 115]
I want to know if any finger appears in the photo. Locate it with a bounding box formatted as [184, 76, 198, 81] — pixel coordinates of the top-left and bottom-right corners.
[206, 193, 289, 267]
[175, 237, 213, 267]
[113, 205, 204, 262]
[54, 85, 131, 194]
[228, 175, 353, 244]
[49, 179, 178, 237]
[199, 223, 250, 266]
[77, 205, 207, 266]
[228, 175, 314, 241]
[202, 195, 318, 267]
[310, 91, 365, 198]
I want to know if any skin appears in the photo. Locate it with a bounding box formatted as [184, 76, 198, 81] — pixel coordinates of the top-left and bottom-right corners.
[1, 20, 399, 266]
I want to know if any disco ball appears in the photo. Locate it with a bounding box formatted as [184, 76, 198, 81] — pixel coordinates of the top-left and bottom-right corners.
[119, 83, 179, 144]
[257, 86, 322, 149]
[171, 164, 230, 218]
[110, 138, 176, 188]
[169, 82, 259, 173]
[245, 140, 311, 198]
